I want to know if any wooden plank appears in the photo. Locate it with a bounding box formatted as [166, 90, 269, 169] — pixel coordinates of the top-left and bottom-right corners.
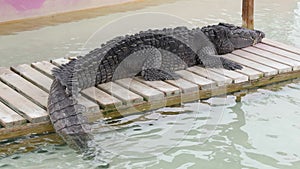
[0, 68, 49, 108]
[81, 87, 122, 109]
[243, 46, 300, 70]
[175, 70, 216, 90]
[115, 78, 164, 101]
[51, 58, 70, 66]
[98, 82, 144, 105]
[223, 54, 278, 76]
[136, 77, 180, 97]
[0, 101, 26, 128]
[0, 81, 48, 123]
[12, 64, 100, 116]
[187, 66, 233, 86]
[254, 43, 300, 62]
[208, 68, 249, 83]
[242, 0, 254, 29]
[11, 64, 53, 92]
[31, 61, 56, 78]
[166, 78, 199, 94]
[233, 50, 292, 73]
[76, 96, 102, 121]
[262, 38, 300, 55]
[234, 66, 263, 80]
[0, 121, 54, 140]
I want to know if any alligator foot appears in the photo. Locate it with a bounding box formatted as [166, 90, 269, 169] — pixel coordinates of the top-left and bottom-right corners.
[197, 52, 243, 70]
[142, 68, 180, 81]
[220, 57, 243, 70]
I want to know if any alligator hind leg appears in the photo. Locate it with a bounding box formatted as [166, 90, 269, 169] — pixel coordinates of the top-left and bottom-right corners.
[141, 48, 180, 81]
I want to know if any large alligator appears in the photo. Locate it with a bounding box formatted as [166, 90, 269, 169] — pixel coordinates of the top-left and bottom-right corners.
[47, 23, 265, 152]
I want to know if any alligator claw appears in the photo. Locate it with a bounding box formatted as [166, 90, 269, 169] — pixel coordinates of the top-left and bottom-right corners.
[221, 57, 243, 70]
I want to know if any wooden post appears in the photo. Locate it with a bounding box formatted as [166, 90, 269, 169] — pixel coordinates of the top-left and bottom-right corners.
[242, 0, 254, 29]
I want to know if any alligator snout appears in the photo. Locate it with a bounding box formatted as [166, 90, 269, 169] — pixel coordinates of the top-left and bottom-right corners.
[253, 31, 265, 45]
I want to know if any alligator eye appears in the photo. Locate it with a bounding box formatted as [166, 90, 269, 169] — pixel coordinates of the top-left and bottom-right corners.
[244, 31, 251, 37]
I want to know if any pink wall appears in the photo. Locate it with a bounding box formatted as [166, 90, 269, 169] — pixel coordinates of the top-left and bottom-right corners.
[0, 0, 136, 23]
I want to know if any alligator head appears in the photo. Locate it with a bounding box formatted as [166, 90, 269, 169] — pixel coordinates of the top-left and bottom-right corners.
[201, 23, 265, 54]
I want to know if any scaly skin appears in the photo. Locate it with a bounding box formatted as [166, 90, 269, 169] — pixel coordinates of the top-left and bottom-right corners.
[48, 23, 265, 152]
[48, 79, 91, 151]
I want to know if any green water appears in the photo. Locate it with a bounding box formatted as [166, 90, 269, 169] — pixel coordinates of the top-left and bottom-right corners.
[0, 0, 300, 168]
[0, 0, 299, 66]
[1, 81, 300, 169]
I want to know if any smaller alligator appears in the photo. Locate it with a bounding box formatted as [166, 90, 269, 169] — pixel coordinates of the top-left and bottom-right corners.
[47, 23, 265, 151]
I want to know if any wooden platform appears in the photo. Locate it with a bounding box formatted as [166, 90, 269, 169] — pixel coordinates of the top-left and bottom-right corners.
[1, 39, 300, 141]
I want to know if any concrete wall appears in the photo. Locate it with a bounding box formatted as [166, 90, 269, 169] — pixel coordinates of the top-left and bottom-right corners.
[0, 0, 137, 23]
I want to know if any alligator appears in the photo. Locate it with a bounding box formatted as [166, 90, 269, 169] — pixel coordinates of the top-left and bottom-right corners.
[47, 23, 265, 152]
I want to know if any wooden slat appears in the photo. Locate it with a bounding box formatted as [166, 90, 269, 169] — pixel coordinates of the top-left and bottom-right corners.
[115, 78, 164, 101]
[31, 61, 56, 78]
[243, 47, 300, 70]
[11, 64, 53, 92]
[0, 82, 48, 123]
[223, 54, 278, 76]
[82, 87, 122, 109]
[0, 121, 54, 140]
[51, 58, 70, 66]
[208, 68, 248, 83]
[187, 66, 233, 86]
[262, 38, 300, 55]
[76, 96, 101, 120]
[234, 66, 262, 80]
[166, 78, 199, 94]
[233, 50, 292, 73]
[175, 70, 216, 90]
[12, 64, 99, 115]
[254, 43, 300, 62]
[98, 82, 144, 105]
[136, 77, 180, 97]
[0, 101, 26, 128]
[0, 68, 49, 108]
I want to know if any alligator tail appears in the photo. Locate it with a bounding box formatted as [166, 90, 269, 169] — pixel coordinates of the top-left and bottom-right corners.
[51, 59, 80, 96]
[47, 78, 92, 151]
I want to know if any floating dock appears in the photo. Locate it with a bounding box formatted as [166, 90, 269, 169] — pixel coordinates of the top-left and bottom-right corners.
[0, 39, 300, 142]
